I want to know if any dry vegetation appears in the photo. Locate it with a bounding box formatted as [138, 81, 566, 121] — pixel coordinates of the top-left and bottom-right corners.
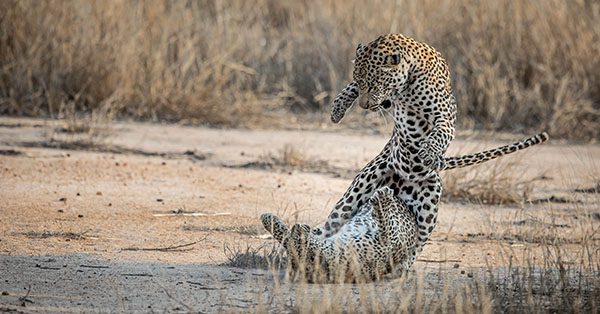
[235, 214, 600, 313]
[1, 0, 599, 139]
[442, 159, 543, 205]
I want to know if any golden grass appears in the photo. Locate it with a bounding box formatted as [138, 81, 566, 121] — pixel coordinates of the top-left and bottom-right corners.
[1, 0, 599, 139]
[231, 229, 599, 312]
[442, 159, 542, 205]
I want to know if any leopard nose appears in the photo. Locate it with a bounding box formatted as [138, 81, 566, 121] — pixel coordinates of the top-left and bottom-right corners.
[356, 94, 370, 109]
[381, 99, 392, 109]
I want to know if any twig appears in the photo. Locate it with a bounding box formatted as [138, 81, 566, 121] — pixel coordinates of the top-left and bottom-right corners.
[34, 264, 60, 270]
[19, 285, 33, 306]
[121, 240, 200, 252]
[417, 259, 462, 263]
[186, 281, 226, 290]
[80, 264, 109, 269]
[121, 273, 153, 277]
[153, 212, 231, 217]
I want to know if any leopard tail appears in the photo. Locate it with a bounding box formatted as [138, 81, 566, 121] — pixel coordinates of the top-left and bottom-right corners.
[442, 132, 549, 171]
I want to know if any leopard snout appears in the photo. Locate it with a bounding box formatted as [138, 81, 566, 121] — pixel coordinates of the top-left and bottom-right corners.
[355, 93, 371, 109]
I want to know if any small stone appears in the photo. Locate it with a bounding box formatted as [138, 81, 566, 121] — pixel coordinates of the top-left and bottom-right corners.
[161, 161, 166, 165]
[453, 263, 459, 268]
[108, 203, 112, 207]
[96, 192, 102, 196]
[156, 199, 163, 202]
[467, 272, 473, 278]
[76, 192, 80, 196]
[2, 291, 9, 295]
[57, 209, 64, 213]
[78, 214, 84, 218]
[59, 197, 67, 202]
[460, 270, 465, 274]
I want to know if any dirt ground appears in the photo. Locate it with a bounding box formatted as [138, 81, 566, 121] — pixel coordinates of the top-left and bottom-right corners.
[0, 117, 598, 312]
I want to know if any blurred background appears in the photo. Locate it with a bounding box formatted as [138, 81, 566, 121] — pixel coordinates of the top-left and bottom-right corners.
[0, 0, 598, 140]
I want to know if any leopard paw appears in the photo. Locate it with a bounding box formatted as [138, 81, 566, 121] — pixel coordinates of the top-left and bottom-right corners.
[417, 141, 444, 171]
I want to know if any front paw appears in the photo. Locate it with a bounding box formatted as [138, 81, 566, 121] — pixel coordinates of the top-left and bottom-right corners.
[433, 155, 446, 171]
[417, 142, 444, 171]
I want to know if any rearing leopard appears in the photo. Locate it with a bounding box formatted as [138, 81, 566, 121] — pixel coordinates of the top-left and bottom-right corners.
[261, 34, 549, 275]
[313, 34, 548, 269]
[312, 34, 457, 269]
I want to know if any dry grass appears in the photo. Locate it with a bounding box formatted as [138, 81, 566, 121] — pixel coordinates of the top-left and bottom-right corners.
[229, 237, 598, 312]
[234, 202, 600, 313]
[1, 0, 598, 139]
[272, 144, 311, 168]
[441, 159, 545, 205]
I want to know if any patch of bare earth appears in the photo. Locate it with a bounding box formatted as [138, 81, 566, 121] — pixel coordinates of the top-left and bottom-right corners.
[0, 117, 598, 312]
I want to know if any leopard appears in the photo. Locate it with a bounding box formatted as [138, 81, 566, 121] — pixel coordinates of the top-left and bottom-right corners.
[260, 131, 548, 279]
[316, 33, 549, 269]
[261, 186, 416, 283]
[261, 33, 549, 276]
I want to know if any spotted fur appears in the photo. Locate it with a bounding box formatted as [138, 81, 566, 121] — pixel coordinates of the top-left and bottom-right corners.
[318, 34, 548, 269]
[261, 187, 416, 283]
[261, 34, 549, 277]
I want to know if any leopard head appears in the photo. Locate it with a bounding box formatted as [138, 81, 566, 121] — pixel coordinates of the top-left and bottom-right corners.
[352, 34, 412, 111]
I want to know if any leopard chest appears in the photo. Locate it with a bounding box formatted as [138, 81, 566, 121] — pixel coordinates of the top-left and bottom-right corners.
[388, 99, 437, 180]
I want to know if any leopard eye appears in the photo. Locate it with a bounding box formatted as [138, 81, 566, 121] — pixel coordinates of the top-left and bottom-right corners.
[389, 54, 401, 65]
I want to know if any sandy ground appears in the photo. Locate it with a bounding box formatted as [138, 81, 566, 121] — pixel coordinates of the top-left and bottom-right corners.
[0, 117, 598, 312]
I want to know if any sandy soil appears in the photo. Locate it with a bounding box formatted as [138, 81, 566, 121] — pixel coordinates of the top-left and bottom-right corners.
[0, 117, 598, 312]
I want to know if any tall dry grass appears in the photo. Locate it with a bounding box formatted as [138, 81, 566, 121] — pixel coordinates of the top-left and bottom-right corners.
[1, 0, 599, 139]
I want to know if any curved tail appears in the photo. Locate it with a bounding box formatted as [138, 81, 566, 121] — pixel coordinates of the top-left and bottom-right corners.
[442, 132, 549, 171]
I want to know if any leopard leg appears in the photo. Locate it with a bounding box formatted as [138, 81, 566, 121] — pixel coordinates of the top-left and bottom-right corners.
[331, 81, 359, 123]
[260, 213, 289, 244]
[312, 143, 394, 239]
[369, 186, 396, 245]
[394, 173, 443, 270]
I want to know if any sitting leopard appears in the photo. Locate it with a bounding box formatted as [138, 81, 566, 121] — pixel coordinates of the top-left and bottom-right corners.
[261, 186, 416, 283]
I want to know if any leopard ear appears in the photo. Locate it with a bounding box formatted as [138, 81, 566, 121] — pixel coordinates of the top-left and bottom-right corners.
[389, 54, 401, 65]
[356, 43, 364, 55]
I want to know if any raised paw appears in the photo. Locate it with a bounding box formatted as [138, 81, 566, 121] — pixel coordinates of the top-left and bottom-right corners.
[331, 81, 359, 124]
[417, 141, 444, 171]
[370, 186, 394, 205]
[370, 187, 396, 214]
[331, 95, 352, 123]
[433, 155, 447, 171]
[260, 213, 289, 243]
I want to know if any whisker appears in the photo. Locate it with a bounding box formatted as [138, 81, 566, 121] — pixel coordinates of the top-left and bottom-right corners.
[378, 107, 389, 130]
[382, 106, 395, 126]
